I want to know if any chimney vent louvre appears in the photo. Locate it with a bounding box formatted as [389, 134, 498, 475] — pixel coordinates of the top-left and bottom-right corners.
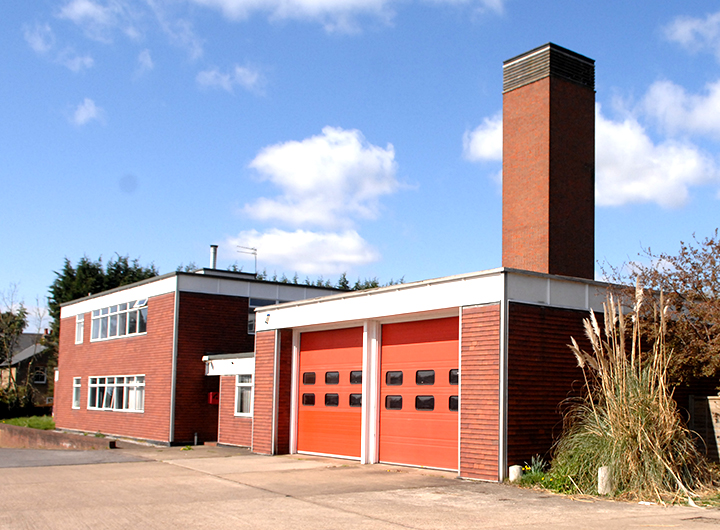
[503, 43, 594, 93]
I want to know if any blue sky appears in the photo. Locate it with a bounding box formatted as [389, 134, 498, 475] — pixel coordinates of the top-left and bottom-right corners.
[4, 0, 720, 329]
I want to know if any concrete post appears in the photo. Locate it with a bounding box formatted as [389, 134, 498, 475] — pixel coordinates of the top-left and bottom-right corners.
[508, 465, 523, 482]
[598, 466, 614, 495]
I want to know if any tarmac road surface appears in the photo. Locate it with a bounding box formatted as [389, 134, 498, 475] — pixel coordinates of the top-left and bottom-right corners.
[2, 442, 720, 529]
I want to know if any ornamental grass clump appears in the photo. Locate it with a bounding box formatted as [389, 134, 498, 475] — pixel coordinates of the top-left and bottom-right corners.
[553, 284, 717, 504]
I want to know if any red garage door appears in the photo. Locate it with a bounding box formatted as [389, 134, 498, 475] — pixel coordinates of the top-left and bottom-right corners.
[379, 317, 459, 470]
[297, 327, 363, 458]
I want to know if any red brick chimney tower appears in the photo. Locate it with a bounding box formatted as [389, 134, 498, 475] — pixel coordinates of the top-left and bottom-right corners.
[502, 43, 595, 279]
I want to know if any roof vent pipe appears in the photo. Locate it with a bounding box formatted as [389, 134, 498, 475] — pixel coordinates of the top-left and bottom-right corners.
[210, 245, 218, 269]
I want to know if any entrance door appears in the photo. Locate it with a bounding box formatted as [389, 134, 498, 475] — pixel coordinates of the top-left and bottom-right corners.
[379, 317, 459, 470]
[297, 327, 363, 458]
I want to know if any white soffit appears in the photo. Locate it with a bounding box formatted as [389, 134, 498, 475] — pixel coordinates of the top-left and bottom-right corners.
[256, 270, 505, 332]
[60, 276, 178, 319]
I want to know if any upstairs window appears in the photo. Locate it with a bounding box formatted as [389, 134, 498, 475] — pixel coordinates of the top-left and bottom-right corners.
[91, 299, 147, 341]
[75, 314, 84, 344]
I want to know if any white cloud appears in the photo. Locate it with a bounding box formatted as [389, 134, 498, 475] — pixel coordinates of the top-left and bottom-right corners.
[641, 79, 720, 137]
[136, 49, 154, 75]
[462, 112, 502, 162]
[246, 126, 399, 229]
[189, 0, 505, 32]
[464, 104, 720, 209]
[71, 98, 103, 125]
[151, 9, 204, 60]
[664, 11, 720, 60]
[595, 104, 719, 208]
[58, 49, 95, 72]
[57, 0, 128, 43]
[23, 23, 55, 54]
[227, 228, 380, 274]
[231, 127, 399, 275]
[197, 65, 263, 93]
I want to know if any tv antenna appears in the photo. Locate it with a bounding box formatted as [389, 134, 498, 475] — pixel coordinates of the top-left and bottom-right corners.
[237, 246, 258, 275]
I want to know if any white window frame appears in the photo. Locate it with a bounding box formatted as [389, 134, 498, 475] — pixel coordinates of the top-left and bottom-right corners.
[90, 299, 147, 342]
[75, 314, 84, 344]
[234, 374, 253, 416]
[72, 377, 81, 409]
[87, 375, 145, 413]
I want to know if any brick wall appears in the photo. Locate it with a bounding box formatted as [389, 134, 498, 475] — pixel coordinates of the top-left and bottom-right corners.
[54, 292, 176, 443]
[459, 304, 501, 481]
[506, 302, 590, 466]
[217, 375, 252, 447]
[252, 330, 276, 454]
[502, 76, 595, 279]
[275, 329, 293, 454]
[173, 292, 253, 444]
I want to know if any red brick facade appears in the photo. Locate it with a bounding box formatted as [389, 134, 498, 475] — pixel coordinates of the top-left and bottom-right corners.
[459, 304, 501, 480]
[217, 375, 252, 447]
[54, 293, 176, 442]
[275, 329, 293, 454]
[505, 302, 590, 466]
[55, 288, 256, 445]
[502, 76, 595, 279]
[173, 292, 252, 444]
[252, 330, 276, 454]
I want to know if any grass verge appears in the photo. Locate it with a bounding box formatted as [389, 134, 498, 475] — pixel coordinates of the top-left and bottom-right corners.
[1, 415, 55, 430]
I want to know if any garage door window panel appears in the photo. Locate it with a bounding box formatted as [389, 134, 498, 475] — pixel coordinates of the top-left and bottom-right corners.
[416, 370, 435, 385]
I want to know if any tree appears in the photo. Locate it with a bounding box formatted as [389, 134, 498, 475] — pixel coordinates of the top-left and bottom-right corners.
[0, 287, 28, 405]
[617, 230, 720, 386]
[47, 255, 158, 347]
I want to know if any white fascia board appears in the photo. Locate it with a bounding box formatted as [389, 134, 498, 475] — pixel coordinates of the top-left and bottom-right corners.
[256, 270, 505, 332]
[505, 270, 609, 312]
[204, 356, 254, 376]
[60, 276, 178, 319]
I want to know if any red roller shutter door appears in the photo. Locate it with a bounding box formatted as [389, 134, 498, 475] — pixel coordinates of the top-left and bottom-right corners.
[297, 327, 363, 458]
[379, 317, 459, 470]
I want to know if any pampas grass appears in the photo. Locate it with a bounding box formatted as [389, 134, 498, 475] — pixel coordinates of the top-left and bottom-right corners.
[553, 282, 716, 503]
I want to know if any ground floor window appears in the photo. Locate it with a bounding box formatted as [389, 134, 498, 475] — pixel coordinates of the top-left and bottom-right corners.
[88, 375, 145, 412]
[235, 374, 252, 416]
[72, 377, 81, 409]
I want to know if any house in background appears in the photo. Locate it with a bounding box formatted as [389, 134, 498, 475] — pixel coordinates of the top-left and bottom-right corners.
[209, 43, 610, 481]
[53, 265, 341, 445]
[0, 332, 53, 407]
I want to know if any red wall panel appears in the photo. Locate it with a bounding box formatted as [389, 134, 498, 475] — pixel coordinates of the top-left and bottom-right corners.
[506, 302, 589, 466]
[173, 292, 252, 444]
[54, 293, 176, 443]
[252, 330, 276, 454]
[217, 375, 252, 447]
[459, 305, 501, 480]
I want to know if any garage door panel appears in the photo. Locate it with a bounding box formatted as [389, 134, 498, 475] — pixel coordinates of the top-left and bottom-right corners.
[297, 327, 363, 458]
[380, 317, 459, 470]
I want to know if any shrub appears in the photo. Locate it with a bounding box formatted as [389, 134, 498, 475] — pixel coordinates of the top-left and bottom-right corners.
[553, 285, 717, 503]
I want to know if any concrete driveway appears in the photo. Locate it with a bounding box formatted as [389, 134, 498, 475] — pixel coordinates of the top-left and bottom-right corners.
[2, 443, 719, 529]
